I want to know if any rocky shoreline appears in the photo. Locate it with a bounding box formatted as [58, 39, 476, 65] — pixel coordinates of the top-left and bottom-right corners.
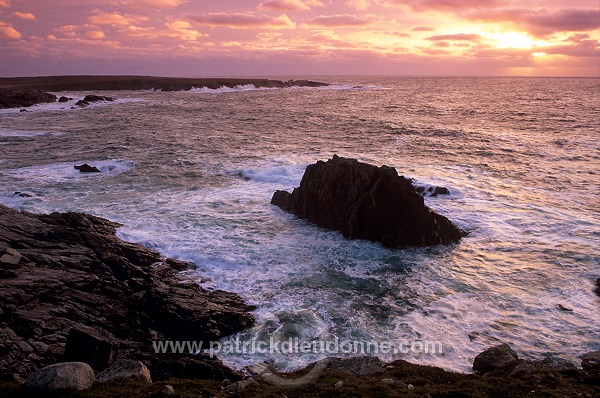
[0, 76, 328, 93]
[0, 204, 598, 397]
[0, 204, 254, 382]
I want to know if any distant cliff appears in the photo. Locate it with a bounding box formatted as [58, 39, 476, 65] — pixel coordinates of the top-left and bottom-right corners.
[0, 76, 328, 92]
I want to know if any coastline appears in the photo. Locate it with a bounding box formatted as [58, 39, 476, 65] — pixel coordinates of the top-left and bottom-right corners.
[0, 76, 328, 92]
[1, 204, 598, 397]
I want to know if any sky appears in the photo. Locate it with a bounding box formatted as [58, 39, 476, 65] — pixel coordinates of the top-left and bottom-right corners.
[0, 0, 598, 77]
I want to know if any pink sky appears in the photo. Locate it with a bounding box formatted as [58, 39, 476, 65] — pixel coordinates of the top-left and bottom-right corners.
[0, 0, 598, 77]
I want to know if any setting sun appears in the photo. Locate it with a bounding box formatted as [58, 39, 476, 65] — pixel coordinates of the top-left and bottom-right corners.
[491, 32, 534, 49]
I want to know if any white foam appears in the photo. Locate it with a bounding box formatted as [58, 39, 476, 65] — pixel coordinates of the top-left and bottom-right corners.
[237, 163, 306, 186]
[0, 97, 142, 114]
[0, 129, 60, 138]
[190, 84, 276, 93]
[1, 159, 134, 183]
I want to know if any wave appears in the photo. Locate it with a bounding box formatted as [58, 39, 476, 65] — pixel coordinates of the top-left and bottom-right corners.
[0, 129, 61, 138]
[0, 97, 142, 114]
[1, 159, 135, 184]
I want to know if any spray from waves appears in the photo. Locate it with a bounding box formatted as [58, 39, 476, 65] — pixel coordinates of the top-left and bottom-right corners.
[0, 97, 144, 114]
[1, 159, 135, 184]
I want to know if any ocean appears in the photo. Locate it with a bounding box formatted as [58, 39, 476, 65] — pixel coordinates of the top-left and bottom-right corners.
[1, 76, 598, 373]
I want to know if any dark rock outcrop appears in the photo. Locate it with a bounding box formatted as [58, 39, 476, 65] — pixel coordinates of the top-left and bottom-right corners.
[82, 94, 114, 102]
[25, 362, 95, 391]
[0, 204, 254, 381]
[0, 89, 56, 109]
[472, 344, 519, 375]
[271, 155, 465, 248]
[595, 278, 600, 297]
[74, 163, 101, 173]
[58, 96, 70, 103]
[75, 100, 89, 107]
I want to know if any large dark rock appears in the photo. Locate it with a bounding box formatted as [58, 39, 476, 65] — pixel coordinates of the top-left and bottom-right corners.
[82, 94, 114, 102]
[473, 344, 519, 375]
[65, 327, 116, 370]
[271, 155, 465, 248]
[0, 204, 254, 381]
[0, 89, 56, 109]
[74, 163, 101, 173]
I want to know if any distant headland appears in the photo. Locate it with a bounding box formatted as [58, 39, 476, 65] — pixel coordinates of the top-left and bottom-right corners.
[0, 75, 328, 92]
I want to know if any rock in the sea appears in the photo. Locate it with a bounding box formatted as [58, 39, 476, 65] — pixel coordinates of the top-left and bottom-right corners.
[75, 100, 89, 107]
[58, 96, 70, 103]
[74, 163, 101, 173]
[83, 94, 114, 102]
[25, 362, 95, 390]
[0, 89, 56, 109]
[271, 155, 465, 248]
[473, 344, 519, 375]
[14, 191, 32, 198]
[595, 278, 600, 297]
[581, 351, 600, 372]
[65, 327, 116, 370]
[96, 359, 152, 384]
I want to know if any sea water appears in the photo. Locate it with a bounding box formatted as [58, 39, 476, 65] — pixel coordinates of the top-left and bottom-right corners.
[0, 77, 598, 373]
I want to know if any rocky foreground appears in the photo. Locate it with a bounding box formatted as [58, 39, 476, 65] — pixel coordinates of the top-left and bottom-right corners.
[272, 155, 466, 248]
[0, 205, 254, 382]
[0, 76, 328, 92]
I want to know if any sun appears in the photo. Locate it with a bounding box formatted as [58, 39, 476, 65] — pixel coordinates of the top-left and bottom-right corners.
[491, 32, 534, 49]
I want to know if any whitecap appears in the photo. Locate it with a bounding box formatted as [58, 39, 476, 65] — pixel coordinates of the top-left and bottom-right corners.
[1, 159, 135, 183]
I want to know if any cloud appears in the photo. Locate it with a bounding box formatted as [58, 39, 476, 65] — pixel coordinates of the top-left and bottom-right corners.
[467, 8, 600, 37]
[86, 30, 106, 39]
[426, 33, 481, 42]
[187, 13, 295, 30]
[305, 14, 378, 27]
[12, 12, 36, 21]
[345, 0, 371, 11]
[385, 0, 497, 11]
[108, 0, 184, 9]
[0, 22, 21, 39]
[412, 26, 435, 32]
[258, 0, 322, 12]
[0, 0, 10, 8]
[88, 11, 148, 26]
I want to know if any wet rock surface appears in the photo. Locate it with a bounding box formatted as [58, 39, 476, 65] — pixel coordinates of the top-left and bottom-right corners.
[0, 89, 56, 109]
[0, 204, 254, 381]
[271, 155, 466, 248]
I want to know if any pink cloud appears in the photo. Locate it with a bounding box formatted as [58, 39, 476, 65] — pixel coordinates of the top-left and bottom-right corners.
[0, 22, 21, 39]
[305, 14, 377, 27]
[0, 0, 10, 8]
[426, 33, 481, 42]
[187, 13, 295, 29]
[258, 0, 322, 12]
[108, 0, 184, 9]
[385, 0, 497, 11]
[88, 11, 148, 26]
[466, 8, 600, 37]
[412, 26, 435, 32]
[12, 12, 36, 21]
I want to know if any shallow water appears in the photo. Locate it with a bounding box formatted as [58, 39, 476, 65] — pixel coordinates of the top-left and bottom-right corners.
[1, 77, 598, 373]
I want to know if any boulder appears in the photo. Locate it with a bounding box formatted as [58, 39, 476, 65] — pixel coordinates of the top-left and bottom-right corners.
[581, 351, 600, 372]
[25, 362, 95, 390]
[271, 155, 465, 248]
[595, 278, 600, 297]
[473, 344, 519, 375]
[75, 100, 89, 107]
[74, 163, 101, 173]
[0, 247, 21, 265]
[96, 359, 151, 384]
[65, 327, 116, 370]
[0, 89, 56, 109]
[58, 96, 70, 103]
[83, 95, 114, 102]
